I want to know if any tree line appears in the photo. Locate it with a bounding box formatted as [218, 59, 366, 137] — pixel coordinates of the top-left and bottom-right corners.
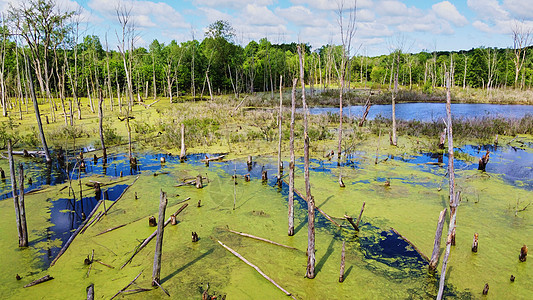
[2, 0, 533, 121]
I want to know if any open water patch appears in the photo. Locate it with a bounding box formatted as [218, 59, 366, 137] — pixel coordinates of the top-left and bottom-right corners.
[389, 144, 533, 190]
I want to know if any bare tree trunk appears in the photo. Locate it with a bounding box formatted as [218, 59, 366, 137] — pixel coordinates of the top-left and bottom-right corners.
[25, 56, 51, 162]
[152, 190, 167, 286]
[86, 77, 95, 113]
[391, 72, 398, 146]
[18, 163, 28, 247]
[298, 45, 315, 279]
[445, 72, 457, 246]
[463, 55, 467, 90]
[277, 75, 283, 182]
[0, 17, 6, 118]
[98, 89, 107, 161]
[288, 78, 297, 236]
[180, 123, 186, 160]
[15, 40, 24, 120]
[8, 140, 22, 246]
[338, 65, 344, 162]
[206, 72, 213, 101]
[152, 54, 157, 100]
[428, 208, 447, 271]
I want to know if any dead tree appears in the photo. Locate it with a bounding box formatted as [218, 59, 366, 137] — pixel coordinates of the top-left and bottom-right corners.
[391, 60, 398, 146]
[180, 123, 186, 160]
[428, 208, 447, 271]
[8, 141, 28, 247]
[511, 22, 531, 89]
[98, 89, 107, 161]
[445, 72, 457, 245]
[298, 45, 315, 279]
[277, 75, 283, 183]
[152, 190, 167, 286]
[24, 55, 51, 162]
[339, 241, 346, 282]
[437, 72, 458, 300]
[335, 0, 358, 161]
[288, 78, 297, 236]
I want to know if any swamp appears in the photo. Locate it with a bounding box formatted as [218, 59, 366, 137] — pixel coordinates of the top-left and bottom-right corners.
[0, 0, 532, 299]
[0, 91, 532, 299]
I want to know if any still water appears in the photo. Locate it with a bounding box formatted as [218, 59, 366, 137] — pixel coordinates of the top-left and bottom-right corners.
[309, 103, 533, 121]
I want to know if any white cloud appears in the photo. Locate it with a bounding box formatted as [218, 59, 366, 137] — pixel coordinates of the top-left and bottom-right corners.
[376, 0, 408, 17]
[244, 4, 284, 26]
[194, 0, 273, 9]
[88, 0, 188, 29]
[432, 1, 468, 27]
[291, 0, 364, 11]
[198, 7, 233, 24]
[467, 0, 509, 20]
[504, 0, 533, 20]
[357, 9, 375, 22]
[276, 5, 328, 27]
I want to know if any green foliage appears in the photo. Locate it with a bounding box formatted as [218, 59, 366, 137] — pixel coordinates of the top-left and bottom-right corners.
[20, 126, 39, 147]
[103, 124, 122, 145]
[0, 118, 18, 149]
[47, 125, 88, 145]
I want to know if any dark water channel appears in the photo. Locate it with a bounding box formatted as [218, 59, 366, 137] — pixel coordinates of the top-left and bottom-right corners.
[308, 103, 533, 121]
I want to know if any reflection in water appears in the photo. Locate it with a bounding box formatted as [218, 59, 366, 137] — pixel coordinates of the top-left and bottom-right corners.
[37, 184, 129, 267]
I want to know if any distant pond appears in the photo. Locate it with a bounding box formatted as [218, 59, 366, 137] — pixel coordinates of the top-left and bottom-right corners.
[308, 103, 533, 121]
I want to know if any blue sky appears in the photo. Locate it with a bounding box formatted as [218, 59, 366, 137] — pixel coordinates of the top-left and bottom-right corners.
[3, 0, 533, 56]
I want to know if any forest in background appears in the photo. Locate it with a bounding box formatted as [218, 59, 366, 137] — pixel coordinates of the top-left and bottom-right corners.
[1, 0, 533, 122]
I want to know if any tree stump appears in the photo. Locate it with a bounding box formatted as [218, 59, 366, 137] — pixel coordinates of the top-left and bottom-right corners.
[482, 283, 489, 295]
[247, 155, 253, 170]
[438, 128, 446, 149]
[472, 233, 478, 252]
[519, 245, 527, 262]
[478, 150, 490, 171]
[195, 175, 203, 189]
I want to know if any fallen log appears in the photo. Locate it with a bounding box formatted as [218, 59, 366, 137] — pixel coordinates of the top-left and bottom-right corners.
[94, 260, 114, 269]
[7, 150, 46, 158]
[24, 275, 54, 288]
[390, 227, 430, 262]
[110, 271, 146, 300]
[92, 176, 139, 225]
[228, 229, 298, 250]
[217, 240, 295, 298]
[175, 179, 195, 187]
[201, 154, 226, 162]
[143, 99, 161, 108]
[284, 179, 341, 228]
[429, 209, 447, 271]
[355, 202, 366, 230]
[121, 203, 188, 268]
[50, 200, 103, 266]
[95, 224, 127, 236]
[80, 211, 103, 234]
